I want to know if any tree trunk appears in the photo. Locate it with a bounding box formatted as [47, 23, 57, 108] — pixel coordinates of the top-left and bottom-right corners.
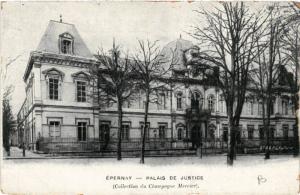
[117, 99, 123, 161]
[265, 97, 271, 160]
[293, 92, 299, 157]
[293, 114, 299, 156]
[227, 109, 235, 165]
[292, 59, 299, 156]
[140, 90, 150, 164]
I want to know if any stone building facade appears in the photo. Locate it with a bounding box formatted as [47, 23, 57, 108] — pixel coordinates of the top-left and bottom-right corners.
[17, 20, 296, 154]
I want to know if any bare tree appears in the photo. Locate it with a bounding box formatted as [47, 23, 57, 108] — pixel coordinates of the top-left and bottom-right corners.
[251, 4, 287, 159]
[2, 85, 14, 156]
[1, 54, 22, 157]
[281, 20, 300, 157]
[90, 41, 137, 160]
[190, 2, 269, 165]
[131, 40, 178, 164]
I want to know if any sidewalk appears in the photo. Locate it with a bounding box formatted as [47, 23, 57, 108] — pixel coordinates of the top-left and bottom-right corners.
[3, 147, 48, 159]
[3, 147, 123, 160]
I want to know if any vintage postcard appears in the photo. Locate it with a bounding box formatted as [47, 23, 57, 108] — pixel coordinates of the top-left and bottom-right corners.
[0, 1, 299, 194]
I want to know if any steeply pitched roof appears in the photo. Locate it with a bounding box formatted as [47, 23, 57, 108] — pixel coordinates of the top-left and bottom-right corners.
[161, 38, 194, 70]
[36, 20, 93, 58]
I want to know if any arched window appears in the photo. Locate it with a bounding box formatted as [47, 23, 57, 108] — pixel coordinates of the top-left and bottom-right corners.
[176, 92, 183, 110]
[71, 71, 90, 102]
[176, 123, 185, 140]
[42, 68, 64, 100]
[208, 95, 215, 112]
[178, 128, 183, 140]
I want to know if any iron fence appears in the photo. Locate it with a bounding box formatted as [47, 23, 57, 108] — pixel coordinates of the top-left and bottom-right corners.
[38, 137, 100, 153]
[36, 136, 296, 155]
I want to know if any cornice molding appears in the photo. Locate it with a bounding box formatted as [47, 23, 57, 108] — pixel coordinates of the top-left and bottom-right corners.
[23, 51, 98, 82]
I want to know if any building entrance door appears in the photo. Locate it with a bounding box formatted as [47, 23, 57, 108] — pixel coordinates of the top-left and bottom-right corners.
[191, 125, 202, 148]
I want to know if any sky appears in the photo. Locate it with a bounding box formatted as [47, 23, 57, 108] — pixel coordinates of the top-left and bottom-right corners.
[0, 1, 281, 116]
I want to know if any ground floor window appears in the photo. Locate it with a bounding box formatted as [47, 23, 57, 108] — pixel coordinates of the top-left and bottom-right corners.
[177, 128, 183, 140]
[259, 125, 264, 140]
[247, 125, 254, 139]
[100, 123, 110, 141]
[77, 122, 87, 141]
[236, 125, 242, 143]
[158, 124, 167, 139]
[283, 124, 289, 139]
[121, 123, 130, 140]
[49, 121, 61, 137]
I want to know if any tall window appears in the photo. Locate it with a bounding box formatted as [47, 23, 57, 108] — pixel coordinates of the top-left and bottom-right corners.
[248, 101, 254, 115]
[283, 124, 289, 140]
[282, 99, 288, 115]
[177, 128, 183, 140]
[208, 95, 215, 112]
[49, 121, 61, 137]
[100, 123, 110, 141]
[49, 78, 59, 100]
[176, 92, 182, 110]
[259, 125, 264, 140]
[158, 93, 166, 110]
[219, 96, 225, 113]
[44, 69, 65, 101]
[77, 81, 87, 102]
[77, 122, 87, 141]
[121, 123, 130, 140]
[158, 124, 166, 139]
[258, 102, 263, 115]
[247, 125, 254, 139]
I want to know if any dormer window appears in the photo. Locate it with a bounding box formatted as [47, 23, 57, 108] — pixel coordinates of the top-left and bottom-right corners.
[61, 40, 72, 54]
[59, 32, 74, 54]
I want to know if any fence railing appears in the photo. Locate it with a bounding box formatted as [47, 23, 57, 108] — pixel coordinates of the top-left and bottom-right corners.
[38, 137, 100, 153]
[36, 136, 296, 154]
